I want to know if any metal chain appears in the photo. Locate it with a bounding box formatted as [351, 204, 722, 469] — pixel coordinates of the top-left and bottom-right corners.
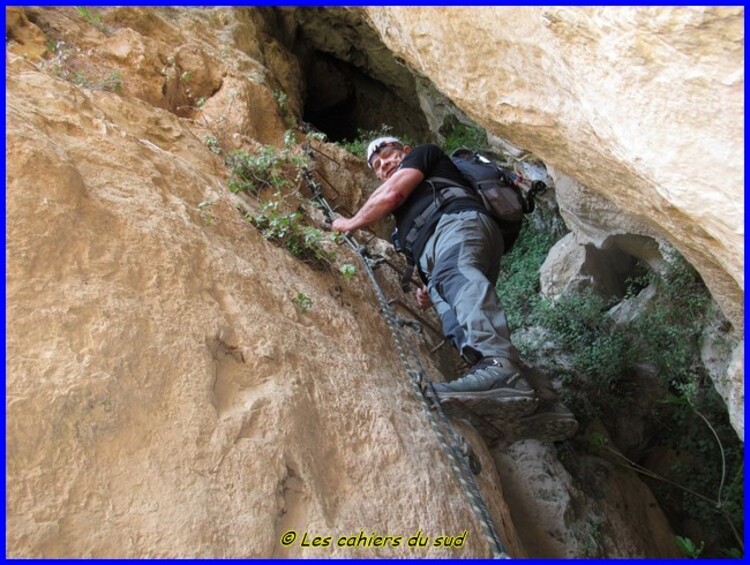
[305, 170, 510, 559]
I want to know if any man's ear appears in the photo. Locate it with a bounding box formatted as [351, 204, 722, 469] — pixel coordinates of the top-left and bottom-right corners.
[402, 145, 412, 154]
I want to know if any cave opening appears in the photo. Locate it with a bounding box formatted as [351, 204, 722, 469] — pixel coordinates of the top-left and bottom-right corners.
[300, 50, 430, 144]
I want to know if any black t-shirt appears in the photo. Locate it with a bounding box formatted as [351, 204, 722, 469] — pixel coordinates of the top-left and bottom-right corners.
[392, 144, 486, 265]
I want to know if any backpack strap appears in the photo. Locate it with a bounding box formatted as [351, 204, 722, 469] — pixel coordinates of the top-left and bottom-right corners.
[398, 183, 475, 291]
[427, 176, 473, 192]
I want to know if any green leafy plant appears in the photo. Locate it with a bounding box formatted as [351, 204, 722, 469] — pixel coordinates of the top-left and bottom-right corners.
[675, 536, 704, 558]
[226, 144, 309, 196]
[442, 122, 489, 154]
[292, 292, 313, 312]
[497, 214, 743, 556]
[338, 124, 398, 158]
[274, 90, 297, 128]
[339, 263, 357, 281]
[497, 213, 567, 331]
[76, 6, 103, 30]
[306, 130, 327, 142]
[99, 69, 122, 93]
[629, 254, 711, 390]
[42, 38, 122, 92]
[205, 135, 222, 155]
[283, 129, 297, 148]
[249, 199, 336, 268]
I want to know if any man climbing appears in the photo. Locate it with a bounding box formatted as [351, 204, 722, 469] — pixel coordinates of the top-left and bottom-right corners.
[331, 137, 539, 421]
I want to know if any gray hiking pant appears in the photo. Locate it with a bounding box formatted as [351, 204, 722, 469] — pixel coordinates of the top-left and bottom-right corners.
[418, 210, 520, 364]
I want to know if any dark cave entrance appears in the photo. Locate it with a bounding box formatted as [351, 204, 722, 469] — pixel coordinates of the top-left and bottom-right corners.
[301, 51, 429, 143]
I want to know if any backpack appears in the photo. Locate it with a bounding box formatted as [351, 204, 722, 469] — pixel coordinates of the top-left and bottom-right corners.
[396, 147, 547, 291]
[448, 148, 531, 222]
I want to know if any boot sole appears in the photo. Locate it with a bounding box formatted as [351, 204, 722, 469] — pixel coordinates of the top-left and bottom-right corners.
[503, 410, 578, 445]
[440, 399, 578, 446]
[434, 388, 538, 402]
[439, 393, 539, 422]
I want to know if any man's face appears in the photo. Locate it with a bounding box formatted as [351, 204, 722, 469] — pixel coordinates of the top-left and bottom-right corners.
[371, 144, 411, 181]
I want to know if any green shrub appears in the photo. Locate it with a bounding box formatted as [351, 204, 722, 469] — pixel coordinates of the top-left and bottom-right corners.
[629, 254, 711, 390]
[496, 212, 566, 331]
[532, 288, 632, 418]
[496, 213, 743, 555]
[226, 142, 308, 196]
[249, 199, 336, 268]
[76, 6, 102, 29]
[442, 122, 489, 154]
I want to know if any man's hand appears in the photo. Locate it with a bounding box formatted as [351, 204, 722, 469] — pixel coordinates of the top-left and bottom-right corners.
[331, 217, 354, 233]
[415, 285, 432, 309]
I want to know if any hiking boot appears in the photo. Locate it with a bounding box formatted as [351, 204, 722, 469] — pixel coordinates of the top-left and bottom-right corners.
[433, 357, 536, 399]
[432, 357, 538, 420]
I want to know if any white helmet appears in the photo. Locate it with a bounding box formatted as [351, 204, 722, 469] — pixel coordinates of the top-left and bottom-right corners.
[366, 136, 403, 168]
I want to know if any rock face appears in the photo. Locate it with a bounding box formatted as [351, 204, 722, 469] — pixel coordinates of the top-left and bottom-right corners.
[494, 441, 678, 558]
[365, 6, 744, 336]
[4, 6, 732, 558]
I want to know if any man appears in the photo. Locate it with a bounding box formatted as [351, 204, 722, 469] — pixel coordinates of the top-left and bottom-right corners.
[331, 137, 538, 419]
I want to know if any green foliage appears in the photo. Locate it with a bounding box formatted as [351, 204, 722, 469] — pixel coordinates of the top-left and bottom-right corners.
[274, 90, 296, 128]
[205, 135, 222, 155]
[76, 6, 102, 29]
[306, 130, 327, 142]
[629, 254, 711, 390]
[249, 199, 336, 268]
[496, 213, 566, 331]
[100, 69, 122, 93]
[292, 292, 313, 312]
[657, 386, 745, 555]
[274, 90, 288, 110]
[226, 142, 309, 196]
[675, 535, 704, 558]
[43, 39, 122, 92]
[442, 122, 489, 154]
[533, 288, 631, 418]
[339, 263, 357, 281]
[283, 129, 297, 148]
[625, 257, 744, 553]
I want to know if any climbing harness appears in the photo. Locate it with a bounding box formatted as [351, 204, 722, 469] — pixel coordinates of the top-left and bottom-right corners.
[302, 167, 512, 559]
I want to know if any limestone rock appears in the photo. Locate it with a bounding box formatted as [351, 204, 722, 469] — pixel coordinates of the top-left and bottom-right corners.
[701, 310, 745, 441]
[494, 442, 678, 558]
[6, 7, 49, 61]
[539, 232, 647, 301]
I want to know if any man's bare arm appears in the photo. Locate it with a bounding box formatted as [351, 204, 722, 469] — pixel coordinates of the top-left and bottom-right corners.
[331, 168, 424, 233]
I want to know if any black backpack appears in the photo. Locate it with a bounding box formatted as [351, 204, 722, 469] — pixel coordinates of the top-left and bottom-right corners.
[448, 148, 531, 223]
[397, 147, 547, 290]
[426, 148, 547, 250]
